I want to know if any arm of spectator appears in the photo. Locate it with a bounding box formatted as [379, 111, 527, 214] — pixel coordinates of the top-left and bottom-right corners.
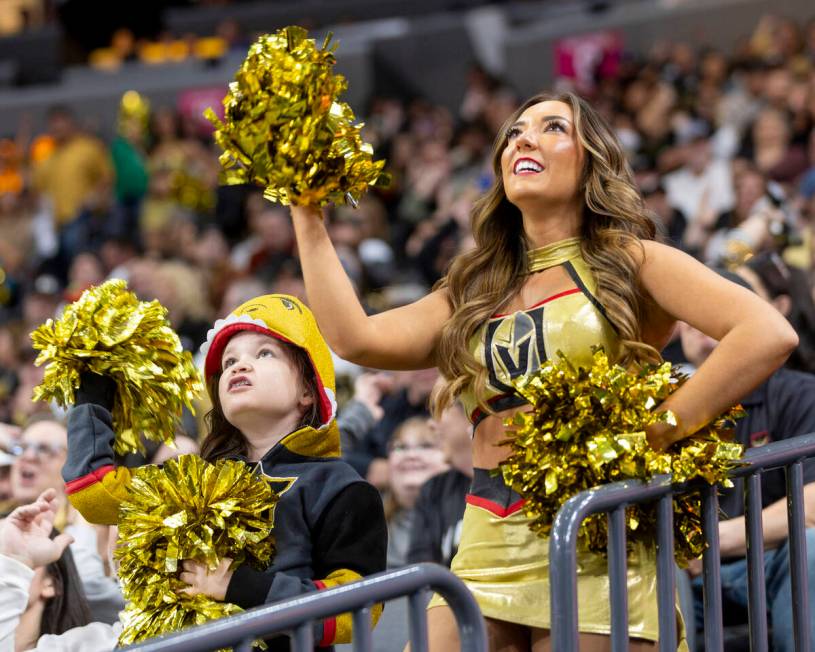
[718, 482, 815, 558]
[704, 206, 784, 265]
[682, 188, 719, 253]
[290, 204, 451, 370]
[61, 374, 133, 526]
[339, 373, 392, 481]
[0, 553, 36, 652]
[1, 555, 121, 651]
[406, 480, 441, 565]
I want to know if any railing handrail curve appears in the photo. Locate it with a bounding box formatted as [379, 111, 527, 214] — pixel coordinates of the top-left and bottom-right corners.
[120, 562, 487, 651]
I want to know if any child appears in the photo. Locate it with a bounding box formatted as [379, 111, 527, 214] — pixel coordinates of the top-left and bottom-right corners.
[61, 294, 387, 648]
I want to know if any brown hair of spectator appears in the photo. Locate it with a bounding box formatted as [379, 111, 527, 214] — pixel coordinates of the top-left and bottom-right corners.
[433, 91, 658, 415]
[40, 530, 93, 636]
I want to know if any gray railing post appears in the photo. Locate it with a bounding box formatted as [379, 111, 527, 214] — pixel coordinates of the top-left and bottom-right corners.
[408, 590, 430, 652]
[351, 605, 373, 651]
[701, 484, 724, 652]
[656, 493, 677, 652]
[291, 623, 314, 650]
[608, 506, 629, 652]
[745, 472, 768, 652]
[786, 461, 811, 652]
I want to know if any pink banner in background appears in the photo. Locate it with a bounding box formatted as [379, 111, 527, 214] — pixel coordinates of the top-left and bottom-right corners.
[554, 31, 623, 93]
[177, 86, 226, 136]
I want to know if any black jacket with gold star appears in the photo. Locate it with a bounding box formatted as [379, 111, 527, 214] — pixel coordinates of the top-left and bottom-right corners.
[62, 402, 387, 649]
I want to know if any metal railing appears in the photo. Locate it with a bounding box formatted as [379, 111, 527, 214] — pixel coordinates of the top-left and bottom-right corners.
[549, 432, 815, 652]
[120, 562, 487, 652]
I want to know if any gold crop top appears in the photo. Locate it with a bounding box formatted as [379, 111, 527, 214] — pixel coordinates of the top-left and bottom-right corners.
[460, 237, 620, 425]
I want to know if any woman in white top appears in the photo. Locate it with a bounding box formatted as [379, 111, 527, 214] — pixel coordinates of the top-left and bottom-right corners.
[0, 489, 120, 652]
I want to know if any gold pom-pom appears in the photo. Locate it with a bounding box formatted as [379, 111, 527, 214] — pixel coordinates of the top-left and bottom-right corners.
[30, 279, 203, 455]
[499, 349, 744, 565]
[115, 454, 277, 646]
[205, 25, 389, 207]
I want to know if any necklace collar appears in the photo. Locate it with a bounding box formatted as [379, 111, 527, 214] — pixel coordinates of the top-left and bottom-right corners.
[526, 237, 582, 273]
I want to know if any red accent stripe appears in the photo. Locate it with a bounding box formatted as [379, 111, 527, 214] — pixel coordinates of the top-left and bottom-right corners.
[466, 494, 525, 518]
[491, 287, 581, 318]
[65, 465, 116, 495]
[313, 581, 337, 646]
[469, 393, 513, 425]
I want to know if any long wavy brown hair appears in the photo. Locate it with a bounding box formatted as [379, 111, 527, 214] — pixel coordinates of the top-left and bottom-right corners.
[433, 91, 660, 415]
[200, 341, 321, 462]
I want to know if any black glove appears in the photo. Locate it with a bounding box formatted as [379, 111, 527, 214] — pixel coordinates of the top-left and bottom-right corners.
[75, 372, 117, 412]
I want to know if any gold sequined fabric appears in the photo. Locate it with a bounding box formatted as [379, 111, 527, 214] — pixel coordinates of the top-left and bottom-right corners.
[428, 503, 688, 649]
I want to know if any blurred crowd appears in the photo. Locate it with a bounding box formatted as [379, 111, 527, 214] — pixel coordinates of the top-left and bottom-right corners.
[1, 11, 815, 650]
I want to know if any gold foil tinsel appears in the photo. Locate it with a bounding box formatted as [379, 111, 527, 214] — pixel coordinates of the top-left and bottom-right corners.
[205, 26, 389, 207]
[115, 454, 277, 647]
[499, 349, 745, 565]
[30, 279, 203, 455]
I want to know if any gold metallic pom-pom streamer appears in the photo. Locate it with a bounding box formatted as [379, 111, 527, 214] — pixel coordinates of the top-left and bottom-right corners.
[30, 279, 203, 455]
[115, 454, 277, 646]
[205, 25, 389, 208]
[499, 349, 744, 565]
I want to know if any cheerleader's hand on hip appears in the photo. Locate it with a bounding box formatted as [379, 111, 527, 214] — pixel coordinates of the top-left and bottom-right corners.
[178, 557, 234, 601]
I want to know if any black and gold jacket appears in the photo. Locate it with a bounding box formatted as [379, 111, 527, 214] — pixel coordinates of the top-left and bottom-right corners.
[62, 402, 387, 649]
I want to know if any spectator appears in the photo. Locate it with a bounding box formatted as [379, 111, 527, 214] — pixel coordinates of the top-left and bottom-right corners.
[9, 418, 125, 624]
[342, 368, 438, 487]
[738, 106, 809, 183]
[230, 203, 295, 281]
[32, 106, 113, 262]
[383, 417, 448, 568]
[736, 251, 815, 373]
[109, 99, 149, 241]
[407, 401, 473, 567]
[0, 489, 120, 651]
[663, 131, 735, 230]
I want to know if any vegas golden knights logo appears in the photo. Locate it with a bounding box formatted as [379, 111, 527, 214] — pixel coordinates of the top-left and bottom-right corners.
[484, 306, 546, 394]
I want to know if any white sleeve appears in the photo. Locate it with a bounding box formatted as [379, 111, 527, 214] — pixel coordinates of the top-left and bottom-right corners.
[0, 553, 121, 652]
[0, 554, 34, 652]
[33, 622, 121, 652]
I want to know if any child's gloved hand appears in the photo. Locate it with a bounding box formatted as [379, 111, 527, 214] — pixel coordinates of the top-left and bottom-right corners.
[75, 372, 117, 412]
[178, 557, 234, 601]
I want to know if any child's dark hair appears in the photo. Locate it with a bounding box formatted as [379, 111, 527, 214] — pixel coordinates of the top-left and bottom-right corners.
[41, 530, 93, 636]
[200, 339, 322, 462]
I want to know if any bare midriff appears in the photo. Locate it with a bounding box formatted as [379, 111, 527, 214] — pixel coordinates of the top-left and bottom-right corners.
[471, 404, 532, 469]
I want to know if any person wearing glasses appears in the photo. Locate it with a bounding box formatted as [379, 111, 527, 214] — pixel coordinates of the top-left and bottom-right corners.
[8, 417, 124, 625]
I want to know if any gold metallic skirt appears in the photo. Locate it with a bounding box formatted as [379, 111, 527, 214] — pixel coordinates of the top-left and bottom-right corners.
[429, 500, 686, 646]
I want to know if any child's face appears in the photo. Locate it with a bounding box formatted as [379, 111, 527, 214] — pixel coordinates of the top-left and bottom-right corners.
[218, 331, 307, 430]
[387, 424, 448, 506]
